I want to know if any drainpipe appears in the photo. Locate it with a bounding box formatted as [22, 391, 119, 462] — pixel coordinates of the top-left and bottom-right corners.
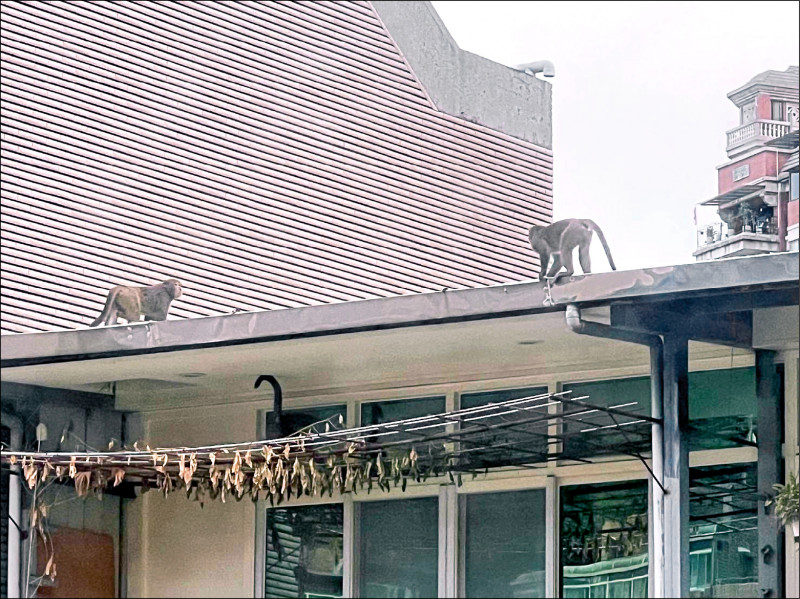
[2, 411, 23, 599]
[565, 305, 665, 598]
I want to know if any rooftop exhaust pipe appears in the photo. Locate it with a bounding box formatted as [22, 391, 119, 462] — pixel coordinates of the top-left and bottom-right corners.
[516, 60, 555, 78]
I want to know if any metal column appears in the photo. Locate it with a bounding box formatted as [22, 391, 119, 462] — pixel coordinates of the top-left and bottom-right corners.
[648, 343, 665, 599]
[662, 334, 689, 598]
[756, 350, 784, 598]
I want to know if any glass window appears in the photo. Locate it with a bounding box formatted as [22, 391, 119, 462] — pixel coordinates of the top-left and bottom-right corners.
[561, 368, 758, 456]
[266, 405, 347, 439]
[460, 386, 550, 468]
[689, 463, 758, 598]
[359, 498, 438, 598]
[689, 367, 756, 450]
[790, 172, 799, 201]
[266, 504, 343, 598]
[561, 377, 650, 459]
[561, 480, 649, 599]
[463, 489, 546, 598]
[771, 100, 786, 121]
[361, 396, 446, 444]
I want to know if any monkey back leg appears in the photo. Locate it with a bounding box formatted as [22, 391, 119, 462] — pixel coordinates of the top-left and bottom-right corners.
[578, 244, 592, 274]
[560, 249, 575, 277]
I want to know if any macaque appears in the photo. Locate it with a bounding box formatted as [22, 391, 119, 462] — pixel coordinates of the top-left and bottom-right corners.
[90, 279, 182, 326]
[528, 219, 616, 280]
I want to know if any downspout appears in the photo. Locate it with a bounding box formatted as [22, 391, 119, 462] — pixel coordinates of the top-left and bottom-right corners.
[2, 411, 23, 599]
[565, 305, 665, 598]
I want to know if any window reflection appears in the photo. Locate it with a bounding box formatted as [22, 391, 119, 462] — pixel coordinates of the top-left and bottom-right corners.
[460, 387, 550, 468]
[266, 405, 347, 439]
[266, 504, 343, 598]
[359, 498, 438, 598]
[688, 368, 757, 450]
[361, 396, 446, 445]
[561, 377, 650, 460]
[464, 489, 546, 598]
[689, 463, 758, 597]
[560, 480, 649, 599]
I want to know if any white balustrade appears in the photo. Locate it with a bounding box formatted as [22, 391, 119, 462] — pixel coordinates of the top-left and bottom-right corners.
[726, 120, 790, 150]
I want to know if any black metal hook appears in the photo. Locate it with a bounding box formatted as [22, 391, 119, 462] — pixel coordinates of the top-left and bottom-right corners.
[255, 375, 283, 437]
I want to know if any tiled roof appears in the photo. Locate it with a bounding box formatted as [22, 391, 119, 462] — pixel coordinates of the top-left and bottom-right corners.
[728, 65, 799, 100]
[1, 1, 553, 333]
[744, 65, 799, 88]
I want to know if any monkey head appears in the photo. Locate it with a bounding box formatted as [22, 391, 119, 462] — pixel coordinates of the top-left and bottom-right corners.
[164, 279, 183, 299]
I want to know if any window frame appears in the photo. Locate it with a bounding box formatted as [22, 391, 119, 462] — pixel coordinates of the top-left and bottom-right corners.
[254, 362, 759, 598]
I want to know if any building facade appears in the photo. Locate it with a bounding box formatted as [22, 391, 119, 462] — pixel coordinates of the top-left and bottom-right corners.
[694, 66, 799, 260]
[1, 256, 798, 599]
[2, 3, 799, 599]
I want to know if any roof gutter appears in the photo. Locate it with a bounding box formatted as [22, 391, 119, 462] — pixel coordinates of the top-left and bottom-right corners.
[565, 304, 664, 598]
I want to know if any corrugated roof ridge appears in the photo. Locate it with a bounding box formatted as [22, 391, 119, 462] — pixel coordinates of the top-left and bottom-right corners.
[4, 186, 503, 294]
[1, 0, 554, 333]
[4, 121, 541, 271]
[8, 4, 553, 170]
[2, 55, 553, 211]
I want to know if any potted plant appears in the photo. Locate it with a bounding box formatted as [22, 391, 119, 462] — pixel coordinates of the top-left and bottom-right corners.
[767, 472, 799, 542]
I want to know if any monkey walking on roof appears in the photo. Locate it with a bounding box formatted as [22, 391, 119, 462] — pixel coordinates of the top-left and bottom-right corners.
[90, 279, 183, 327]
[528, 218, 616, 281]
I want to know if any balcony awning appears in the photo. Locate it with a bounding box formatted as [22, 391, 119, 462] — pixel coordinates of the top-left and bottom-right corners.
[765, 129, 799, 150]
[781, 150, 799, 173]
[701, 183, 766, 207]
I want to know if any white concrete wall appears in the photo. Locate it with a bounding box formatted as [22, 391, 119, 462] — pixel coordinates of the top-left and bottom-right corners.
[125, 404, 257, 598]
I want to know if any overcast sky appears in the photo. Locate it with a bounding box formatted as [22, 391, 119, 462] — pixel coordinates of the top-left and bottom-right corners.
[431, 1, 800, 271]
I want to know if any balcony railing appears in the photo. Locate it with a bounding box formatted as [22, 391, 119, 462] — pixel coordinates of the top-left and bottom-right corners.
[696, 217, 778, 248]
[726, 120, 792, 152]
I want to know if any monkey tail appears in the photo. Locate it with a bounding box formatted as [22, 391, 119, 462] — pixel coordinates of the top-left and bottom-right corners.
[90, 290, 117, 327]
[587, 220, 617, 270]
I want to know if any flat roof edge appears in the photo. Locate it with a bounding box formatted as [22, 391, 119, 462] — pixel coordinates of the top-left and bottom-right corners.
[2, 253, 798, 367]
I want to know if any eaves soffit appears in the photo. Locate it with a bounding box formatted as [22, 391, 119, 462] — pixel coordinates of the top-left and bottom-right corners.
[1, 253, 797, 368]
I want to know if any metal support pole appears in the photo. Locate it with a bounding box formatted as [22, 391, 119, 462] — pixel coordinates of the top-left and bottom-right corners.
[649, 343, 665, 599]
[564, 304, 666, 597]
[756, 350, 784, 598]
[662, 334, 689, 599]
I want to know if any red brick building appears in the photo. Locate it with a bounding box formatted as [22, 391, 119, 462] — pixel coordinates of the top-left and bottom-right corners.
[694, 66, 799, 260]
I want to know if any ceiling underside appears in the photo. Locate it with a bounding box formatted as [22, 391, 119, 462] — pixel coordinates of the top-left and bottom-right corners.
[1, 309, 758, 411]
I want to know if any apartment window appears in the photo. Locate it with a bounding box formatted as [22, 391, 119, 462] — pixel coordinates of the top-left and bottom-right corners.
[265, 504, 344, 598]
[791, 172, 799, 201]
[266, 404, 347, 438]
[688, 367, 756, 450]
[561, 368, 758, 455]
[740, 102, 756, 124]
[359, 498, 439, 598]
[561, 377, 651, 459]
[460, 386, 550, 468]
[560, 480, 649, 599]
[771, 100, 786, 121]
[689, 463, 758, 597]
[463, 489, 546, 598]
[361, 396, 446, 444]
